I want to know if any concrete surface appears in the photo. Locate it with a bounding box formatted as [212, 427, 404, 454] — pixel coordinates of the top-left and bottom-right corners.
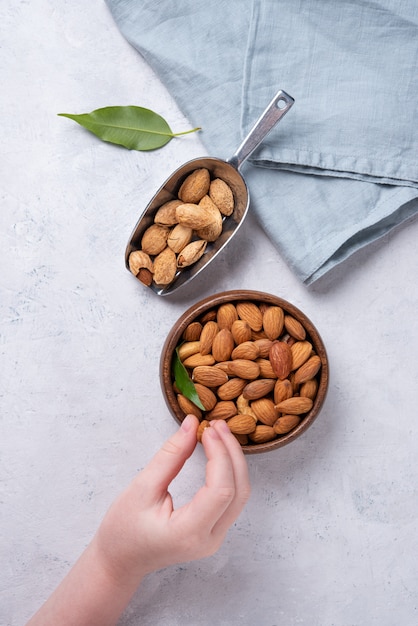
[1, 2, 417, 625]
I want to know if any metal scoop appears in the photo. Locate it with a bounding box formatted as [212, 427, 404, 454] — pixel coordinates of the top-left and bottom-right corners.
[125, 89, 294, 296]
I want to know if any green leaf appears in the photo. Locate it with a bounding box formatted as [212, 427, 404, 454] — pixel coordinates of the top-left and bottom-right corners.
[172, 347, 205, 411]
[58, 106, 201, 151]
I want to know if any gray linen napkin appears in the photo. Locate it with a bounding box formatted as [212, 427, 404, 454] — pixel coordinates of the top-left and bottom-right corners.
[105, 0, 418, 284]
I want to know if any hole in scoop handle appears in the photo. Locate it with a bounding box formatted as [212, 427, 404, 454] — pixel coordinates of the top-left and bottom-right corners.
[228, 90, 294, 170]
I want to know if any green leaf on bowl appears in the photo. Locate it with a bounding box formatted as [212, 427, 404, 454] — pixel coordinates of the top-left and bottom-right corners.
[172, 347, 205, 411]
[58, 106, 201, 151]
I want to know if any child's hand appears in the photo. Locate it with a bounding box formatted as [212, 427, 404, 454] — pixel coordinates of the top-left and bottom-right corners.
[93, 415, 251, 587]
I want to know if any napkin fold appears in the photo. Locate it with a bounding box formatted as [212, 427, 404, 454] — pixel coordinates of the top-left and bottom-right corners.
[105, 0, 418, 284]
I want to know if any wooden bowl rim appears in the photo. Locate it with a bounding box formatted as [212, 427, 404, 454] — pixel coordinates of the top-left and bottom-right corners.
[160, 290, 329, 454]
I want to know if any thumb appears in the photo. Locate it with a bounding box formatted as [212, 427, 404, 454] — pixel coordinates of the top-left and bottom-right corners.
[139, 414, 199, 498]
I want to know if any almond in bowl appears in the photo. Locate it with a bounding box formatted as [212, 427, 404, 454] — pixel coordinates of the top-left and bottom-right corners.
[160, 290, 329, 454]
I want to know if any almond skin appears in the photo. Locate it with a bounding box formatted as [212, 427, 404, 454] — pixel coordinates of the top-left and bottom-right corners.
[177, 394, 202, 419]
[182, 321, 203, 342]
[217, 378, 247, 401]
[273, 414, 301, 434]
[231, 320, 252, 345]
[227, 414, 257, 435]
[178, 341, 201, 361]
[242, 378, 276, 401]
[231, 341, 260, 361]
[217, 303, 238, 330]
[194, 383, 218, 411]
[262, 306, 284, 340]
[199, 321, 219, 356]
[249, 425, 276, 444]
[269, 341, 293, 380]
[274, 396, 313, 415]
[284, 315, 306, 340]
[212, 328, 235, 362]
[273, 378, 293, 404]
[228, 359, 260, 380]
[178, 168, 210, 203]
[128, 250, 153, 276]
[236, 302, 263, 331]
[291, 341, 313, 371]
[206, 401, 238, 421]
[253, 338, 274, 358]
[299, 378, 318, 400]
[256, 358, 277, 379]
[182, 353, 215, 368]
[251, 398, 278, 426]
[294, 355, 322, 385]
[192, 365, 228, 387]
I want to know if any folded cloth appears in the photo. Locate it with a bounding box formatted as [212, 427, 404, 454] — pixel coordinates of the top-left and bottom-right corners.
[105, 0, 418, 284]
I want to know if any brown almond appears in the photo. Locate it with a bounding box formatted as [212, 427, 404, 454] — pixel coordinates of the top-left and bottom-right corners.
[197, 419, 210, 442]
[236, 301, 263, 331]
[182, 321, 203, 342]
[199, 321, 219, 356]
[251, 330, 268, 341]
[178, 168, 210, 203]
[153, 247, 177, 286]
[217, 378, 247, 401]
[227, 414, 257, 435]
[182, 353, 215, 368]
[192, 365, 228, 387]
[217, 303, 238, 329]
[137, 268, 153, 286]
[251, 398, 278, 426]
[284, 315, 306, 340]
[274, 396, 313, 415]
[231, 341, 260, 361]
[177, 393, 202, 419]
[206, 401, 238, 421]
[273, 378, 293, 404]
[178, 341, 201, 361]
[269, 341, 293, 380]
[167, 224, 193, 253]
[228, 359, 260, 380]
[273, 414, 301, 435]
[231, 319, 252, 345]
[262, 306, 284, 340]
[291, 341, 313, 371]
[141, 224, 170, 255]
[194, 383, 218, 411]
[200, 309, 217, 323]
[253, 338, 274, 358]
[214, 361, 236, 376]
[300, 378, 318, 400]
[249, 425, 276, 444]
[209, 178, 234, 216]
[242, 378, 276, 401]
[234, 433, 249, 445]
[255, 358, 277, 379]
[154, 199, 182, 226]
[212, 328, 235, 362]
[294, 355, 322, 385]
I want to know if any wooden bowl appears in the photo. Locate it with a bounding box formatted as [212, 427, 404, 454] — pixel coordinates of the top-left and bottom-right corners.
[160, 290, 329, 454]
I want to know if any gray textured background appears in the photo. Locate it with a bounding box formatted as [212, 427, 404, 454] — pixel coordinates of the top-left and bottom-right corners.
[1, 2, 417, 625]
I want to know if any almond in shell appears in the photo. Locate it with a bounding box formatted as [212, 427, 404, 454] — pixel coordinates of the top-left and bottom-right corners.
[176, 203, 214, 230]
[177, 240, 207, 268]
[209, 178, 234, 216]
[178, 168, 210, 203]
[141, 224, 169, 255]
[196, 195, 223, 242]
[153, 247, 177, 286]
[167, 224, 193, 253]
[154, 199, 182, 226]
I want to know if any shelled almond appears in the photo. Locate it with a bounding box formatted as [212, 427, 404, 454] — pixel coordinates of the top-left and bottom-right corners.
[128, 168, 235, 288]
[171, 300, 323, 447]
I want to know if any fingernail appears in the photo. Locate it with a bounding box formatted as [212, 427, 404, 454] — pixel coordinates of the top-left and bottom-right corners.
[181, 414, 194, 432]
[215, 419, 230, 433]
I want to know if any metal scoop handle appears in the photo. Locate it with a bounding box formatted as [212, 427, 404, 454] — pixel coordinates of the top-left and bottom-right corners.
[228, 90, 294, 170]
